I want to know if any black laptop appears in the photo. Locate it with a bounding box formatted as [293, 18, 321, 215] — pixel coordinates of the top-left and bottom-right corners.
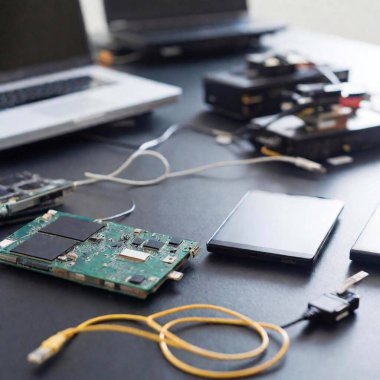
[104, 0, 285, 58]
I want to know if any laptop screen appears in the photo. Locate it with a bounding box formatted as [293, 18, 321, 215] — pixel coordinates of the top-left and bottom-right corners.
[105, 0, 247, 22]
[0, 0, 90, 82]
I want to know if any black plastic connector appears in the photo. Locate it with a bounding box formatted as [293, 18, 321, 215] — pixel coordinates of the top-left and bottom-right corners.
[306, 290, 360, 324]
[281, 272, 367, 329]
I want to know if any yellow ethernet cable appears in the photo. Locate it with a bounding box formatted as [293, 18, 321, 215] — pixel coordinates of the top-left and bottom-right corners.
[28, 304, 290, 379]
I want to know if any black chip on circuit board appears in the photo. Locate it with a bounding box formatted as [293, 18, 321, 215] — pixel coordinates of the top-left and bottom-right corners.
[40, 216, 104, 242]
[168, 238, 183, 247]
[144, 239, 164, 250]
[132, 237, 145, 246]
[11, 233, 77, 261]
[129, 274, 145, 285]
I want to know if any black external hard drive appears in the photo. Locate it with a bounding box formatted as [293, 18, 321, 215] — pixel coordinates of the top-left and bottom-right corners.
[351, 205, 380, 264]
[207, 191, 344, 266]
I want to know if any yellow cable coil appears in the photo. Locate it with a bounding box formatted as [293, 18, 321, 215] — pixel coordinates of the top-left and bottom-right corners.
[32, 304, 290, 379]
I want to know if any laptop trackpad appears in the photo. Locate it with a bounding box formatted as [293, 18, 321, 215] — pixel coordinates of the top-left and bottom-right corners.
[37, 97, 111, 118]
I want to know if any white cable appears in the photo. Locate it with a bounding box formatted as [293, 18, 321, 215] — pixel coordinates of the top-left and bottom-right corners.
[79, 150, 325, 187]
[138, 124, 180, 152]
[99, 200, 136, 221]
[83, 150, 171, 186]
[168, 155, 325, 177]
[74, 124, 180, 187]
[74, 124, 326, 189]
[315, 65, 341, 85]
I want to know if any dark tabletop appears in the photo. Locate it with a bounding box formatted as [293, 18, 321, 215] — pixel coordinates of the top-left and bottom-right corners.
[1, 29, 380, 380]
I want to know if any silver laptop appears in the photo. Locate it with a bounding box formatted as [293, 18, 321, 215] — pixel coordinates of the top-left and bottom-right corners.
[0, 0, 181, 151]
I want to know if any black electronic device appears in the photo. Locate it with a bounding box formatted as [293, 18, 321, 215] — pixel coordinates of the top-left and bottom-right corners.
[248, 82, 380, 161]
[350, 204, 380, 264]
[204, 52, 349, 120]
[250, 109, 380, 161]
[207, 190, 344, 266]
[104, 0, 284, 58]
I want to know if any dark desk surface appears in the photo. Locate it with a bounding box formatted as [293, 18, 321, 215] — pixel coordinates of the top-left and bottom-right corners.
[1, 29, 380, 380]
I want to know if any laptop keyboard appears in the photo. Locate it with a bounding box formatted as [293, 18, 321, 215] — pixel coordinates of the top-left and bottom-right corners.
[0, 76, 96, 111]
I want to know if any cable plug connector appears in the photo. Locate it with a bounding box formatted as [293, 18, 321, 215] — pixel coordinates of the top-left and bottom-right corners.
[305, 290, 360, 324]
[282, 271, 368, 328]
[27, 328, 74, 365]
[294, 157, 326, 174]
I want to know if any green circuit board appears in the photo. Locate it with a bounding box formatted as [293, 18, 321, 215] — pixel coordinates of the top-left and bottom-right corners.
[0, 171, 74, 224]
[0, 210, 200, 299]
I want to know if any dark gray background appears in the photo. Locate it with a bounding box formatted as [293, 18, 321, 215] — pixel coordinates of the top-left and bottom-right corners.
[1, 29, 380, 380]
